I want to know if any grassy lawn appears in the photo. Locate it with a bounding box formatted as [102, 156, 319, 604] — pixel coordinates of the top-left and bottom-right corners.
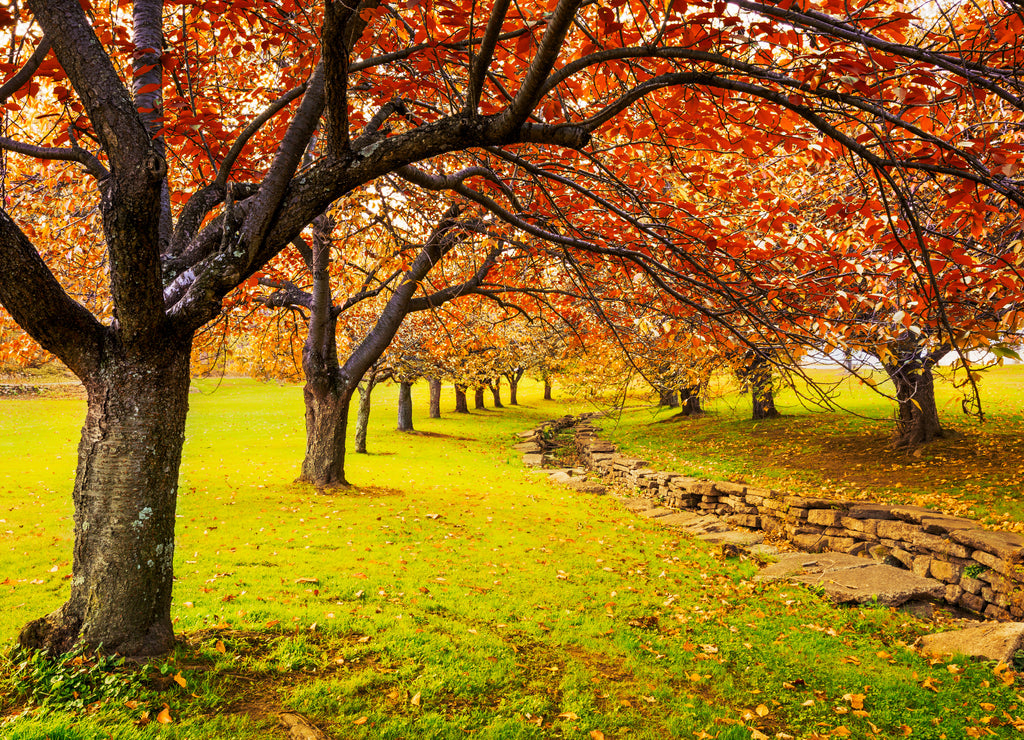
[0, 377, 1022, 739]
[604, 364, 1024, 528]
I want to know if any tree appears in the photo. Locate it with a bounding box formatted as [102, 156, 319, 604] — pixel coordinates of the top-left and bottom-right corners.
[4, 0, 1024, 657]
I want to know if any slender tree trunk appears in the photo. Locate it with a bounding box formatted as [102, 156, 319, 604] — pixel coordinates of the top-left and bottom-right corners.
[489, 377, 503, 408]
[543, 378, 553, 400]
[454, 384, 469, 413]
[886, 363, 944, 449]
[505, 369, 522, 405]
[354, 377, 376, 454]
[300, 372, 352, 486]
[19, 337, 192, 658]
[428, 377, 442, 418]
[474, 386, 486, 410]
[397, 381, 414, 431]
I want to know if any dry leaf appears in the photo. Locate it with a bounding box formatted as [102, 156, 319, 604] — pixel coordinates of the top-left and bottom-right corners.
[156, 703, 173, 724]
[590, 731, 606, 740]
[295, 577, 319, 584]
[843, 693, 865, 710]
[173, 672, 187, 688]
[558, 711, 580, 720]
[411, 692, 421, 706]
[353, 716, 368, 725]
[755, 703, 770, 717]
[215, 640, 226, 654]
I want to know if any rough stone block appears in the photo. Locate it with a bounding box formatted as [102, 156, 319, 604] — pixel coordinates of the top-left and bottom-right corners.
[876, 520, 919, 542]
[786, 495, 845, 509]
[726, 514, 761, 530]
[960, 575, 984, 594]
[912, 556, 932, 579]
[952, 529, 1024, 562]
[826, 536, 857, 552]
[890, 548, 915, 569]
[920, 516, 978, 535]
[522, 453, 545, 467]
[869, 545, 905, 568]
[972, 550, 1011, 575]
[787, 507, 809, 521]
[985, 603, 1011, 620]
[845, 504, 897, 520]
[930, 559, 963, 583]
[840, 516, 878, 538]
[792, 533, 828, 552]
[944, 583, 963, 604]
[808, 509, 842, 527]
[715, 481, 747, 496]
[959, 592, 986, 613]
[890, 505, 938, 524]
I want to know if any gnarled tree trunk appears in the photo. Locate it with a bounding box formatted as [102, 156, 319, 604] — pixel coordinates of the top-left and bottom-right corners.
[300, 370, 352, 486]
[428, 377, 442, 418]
[504, 368, 523, 405]
[489, 377, 503, 408]
[19, 336, 192, 658]
[474, 386, 486, 410]
[885, 360, 944, 449]
[543, 378, 553, 400]
[397, 381, 414, 431]
[678, 384, 703, 416]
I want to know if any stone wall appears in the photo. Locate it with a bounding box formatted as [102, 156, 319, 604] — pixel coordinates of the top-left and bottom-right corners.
[557, 415, 1024, 621]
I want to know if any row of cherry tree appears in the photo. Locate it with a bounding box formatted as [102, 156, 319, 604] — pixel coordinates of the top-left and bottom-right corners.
[1, 0, 1022, 656]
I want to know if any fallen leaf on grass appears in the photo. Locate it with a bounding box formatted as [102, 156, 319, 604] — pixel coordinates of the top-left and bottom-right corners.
[173, 672, 187, 688]
[295, 577, 318, 584]
[840, 656, 860, 665]
[215, 640, 226, 654]
[843, 693, 865, 710]
[353, 716, 368, 725]
[411, 692, 421, 706]
[156, 704, 172, 724]
[921, 676, 940, 692]
[558, 711, 579, 720]
[590, 731, 605, 740]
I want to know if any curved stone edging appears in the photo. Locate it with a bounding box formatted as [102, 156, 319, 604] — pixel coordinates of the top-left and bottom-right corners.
[521, 414, 1024, 621]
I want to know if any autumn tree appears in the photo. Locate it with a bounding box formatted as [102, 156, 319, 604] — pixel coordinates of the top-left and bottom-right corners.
[4, 0, 1024, 658]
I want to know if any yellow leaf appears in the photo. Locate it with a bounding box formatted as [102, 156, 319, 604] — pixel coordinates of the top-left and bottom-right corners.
[558, 711, 579, 720]
[980, 702, 996, 711]
[590, 731, 606, 740]
[215, 640, 226, 654]
[353, 716, 368, 725]
[832, 727, 851, 737]
[156, 703, 172, 724]
[411, 692, 421, 706]
[173, 672, 187, 688]
[843, 693, 865, 710]
[755, 703, 770, 717]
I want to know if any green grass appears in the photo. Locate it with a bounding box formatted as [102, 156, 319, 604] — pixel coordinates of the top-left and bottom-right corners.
[0, 377, 1022, 738]
[603, 364, 1024, 526]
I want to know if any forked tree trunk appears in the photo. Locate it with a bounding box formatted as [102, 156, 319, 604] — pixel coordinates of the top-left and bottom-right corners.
[19, 337, 192, 658]
[397, 381, 414, 431]
[474, 386, 486, 410]
[428, 377, 442, 418]
[354, 377, 377, 454]
[489, 377, 503, 408]
[505, 369, 523, 405]
[886, 363, 944, 449]
[454, 384, 469, 413]
[543, 378, 552, 400]
[300, 372, 353, 486]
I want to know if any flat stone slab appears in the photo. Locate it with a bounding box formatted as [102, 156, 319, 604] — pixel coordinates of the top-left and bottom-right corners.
[513, 442, 543, 453]
[700, 529, 765, 547]
[638, 506, 678, 519]
[522, 453, 545, 467]
[757, 552, 945, 607]
[918, 623, 1024, 663]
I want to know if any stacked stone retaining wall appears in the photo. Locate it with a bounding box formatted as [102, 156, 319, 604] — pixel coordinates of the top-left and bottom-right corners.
[548, 415, 1024, 621]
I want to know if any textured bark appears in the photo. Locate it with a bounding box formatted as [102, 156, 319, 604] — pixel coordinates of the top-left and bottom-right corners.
[474, 386, 486, 410]
[678, 385, 704, 416]
[19, 335, 191, 657]
[354, 376, 377, 454]
[428, 377, 442, 418]
[454, 384, 470, 413]
[300, 373, 352, 486]
[489, 377, 503, 408]
[397, 381, 414, 431]
[886, 362, 944, 449]
[543, 378, 553, 401]
[751, 370, 779, 420]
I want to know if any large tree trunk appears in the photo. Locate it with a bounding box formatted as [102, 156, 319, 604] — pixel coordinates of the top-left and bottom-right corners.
[489, 377, 503, 408]
[474, 386, 486, 410]
[19, 337, 191, 658]
[397, 381, 414, 431]
[454, 384, 469, 413]
[300, 371, 352, 486]
[428, 377, 442, 418]
[886, 362, 944, 449]
[679, 385, 703, 416]
[743, 356, 779, 420]
[543, 377, 553, 401]
[354, 376, 377, 454]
